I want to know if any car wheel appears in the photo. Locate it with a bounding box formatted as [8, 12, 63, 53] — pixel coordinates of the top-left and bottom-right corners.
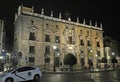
[5, 78, 14, 82]
[34, 74, 40, 81]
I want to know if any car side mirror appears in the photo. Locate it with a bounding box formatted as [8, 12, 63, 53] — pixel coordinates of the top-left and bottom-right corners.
[15, 71, 18, 74]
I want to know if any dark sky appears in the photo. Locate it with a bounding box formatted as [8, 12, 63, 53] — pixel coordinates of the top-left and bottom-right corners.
[0, 0, 119, 41]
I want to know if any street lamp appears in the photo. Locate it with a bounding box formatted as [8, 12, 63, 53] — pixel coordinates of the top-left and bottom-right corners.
[53, 45, 57, 71]
[0, 56, 3, 59]
[112, 52, 115, 56]
[89, 49, 93, 68]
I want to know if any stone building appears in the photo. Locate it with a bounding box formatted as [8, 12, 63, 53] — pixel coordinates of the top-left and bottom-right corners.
[13, 5, 104, 69]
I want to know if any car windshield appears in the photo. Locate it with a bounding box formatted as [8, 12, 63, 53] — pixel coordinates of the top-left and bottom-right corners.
[5, 67, 18, 73]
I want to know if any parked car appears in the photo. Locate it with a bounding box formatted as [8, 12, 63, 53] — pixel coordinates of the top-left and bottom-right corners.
[0, 66, 42, 82]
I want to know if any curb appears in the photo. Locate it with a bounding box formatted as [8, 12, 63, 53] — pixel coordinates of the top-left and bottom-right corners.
[42, 68, 118, 74]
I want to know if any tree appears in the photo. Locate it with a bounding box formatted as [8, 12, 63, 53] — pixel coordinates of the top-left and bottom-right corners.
[63, 53, 77, 70]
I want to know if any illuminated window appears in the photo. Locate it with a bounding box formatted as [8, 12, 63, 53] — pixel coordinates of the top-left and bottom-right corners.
[97, 51, 100, 56]
[55, 36, 60, 43]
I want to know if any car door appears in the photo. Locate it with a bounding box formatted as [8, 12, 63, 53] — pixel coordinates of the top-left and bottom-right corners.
[24, 67, 34, 80]
[13, 67, 28, 81]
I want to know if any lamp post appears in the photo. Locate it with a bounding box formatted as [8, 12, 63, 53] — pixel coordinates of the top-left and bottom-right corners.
[1, 50, 6, 63]
[89, 50, 93, 68]
[0, 56, 3, 63]
[18, 52, 22, 66]
[6, 53, 11, 62]
[88, 49, 93, 80]
[0, 56, 3, 71]
[53, 45, 57, 71]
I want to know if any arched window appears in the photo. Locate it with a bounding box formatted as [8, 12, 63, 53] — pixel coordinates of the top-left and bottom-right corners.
[97, 42, 100, 47]
[87, 40, 91, 46]
[80, 39, 84, 46]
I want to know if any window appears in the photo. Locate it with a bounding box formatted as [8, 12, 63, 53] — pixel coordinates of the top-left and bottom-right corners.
[25, 67, 34, 71]
[45, 35, 50, 42]
[29, 32, 36, 40]
[29, 46, 35, 54]
[97, 51, 100, 56]
[87, 31, 89, 36]
[29, 57, 35, 62]
[45, 58, 50, 63]
[46, 23, 49, 28]
[87, 40, 91, 46]
[55, 36, 60, 43]
[68, 36, 72, 44]
[17, 67, 26, 72]
[56, 25, 58, 29]
[45, 46, 50, 54]
[72, 28, 74, 30]
[80, 30, 82, 35]
[31, 20, 34, 25]
[45, 46, 50, 63]
[81, 50, 84, 53]
[96, 32, 98, 36]
[97, 42, 100, 47]
[55, 48, 59, 55]
[80, 39, 84, 46]
[66, 27, 68, 29]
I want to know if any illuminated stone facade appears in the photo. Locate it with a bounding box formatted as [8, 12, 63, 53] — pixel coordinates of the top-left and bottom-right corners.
[14, 5, 104, 69]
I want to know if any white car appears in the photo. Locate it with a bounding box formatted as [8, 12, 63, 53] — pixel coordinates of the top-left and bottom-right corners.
[0, 66, 42, 82]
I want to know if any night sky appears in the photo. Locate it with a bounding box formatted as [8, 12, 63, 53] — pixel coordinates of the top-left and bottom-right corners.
[0, 0, 119, 42]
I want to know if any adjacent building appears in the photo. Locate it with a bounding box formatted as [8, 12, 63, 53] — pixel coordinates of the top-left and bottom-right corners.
[104, 36, 120, 66]
[13, 5, 104, 69]
[0, 19, 5, 53]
